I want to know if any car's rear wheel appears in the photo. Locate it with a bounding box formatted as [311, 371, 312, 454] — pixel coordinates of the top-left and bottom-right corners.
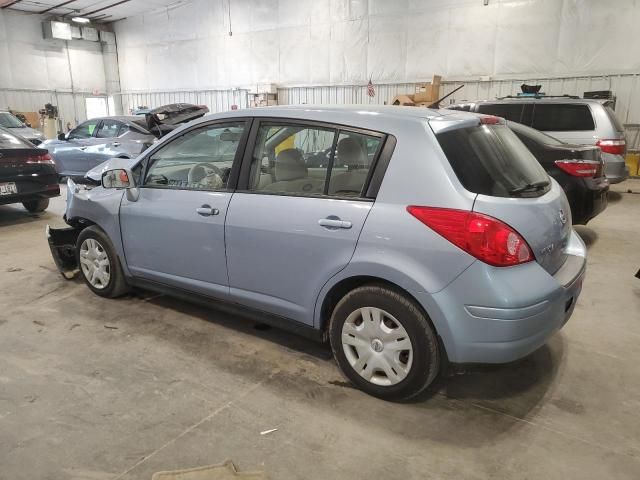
[76, 226, 129, 298]
[22, 198, 49, 213]
[329, 285, 440, 401]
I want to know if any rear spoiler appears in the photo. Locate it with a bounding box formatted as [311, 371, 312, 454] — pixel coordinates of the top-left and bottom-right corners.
[145, 103, 210, 138]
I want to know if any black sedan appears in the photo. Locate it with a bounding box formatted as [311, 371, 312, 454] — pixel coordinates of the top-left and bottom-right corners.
[508, 121, 608, 225]
[0, 126, 60, 213]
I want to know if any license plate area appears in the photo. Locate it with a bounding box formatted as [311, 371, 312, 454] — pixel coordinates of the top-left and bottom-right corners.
[0, 182, 17, 195]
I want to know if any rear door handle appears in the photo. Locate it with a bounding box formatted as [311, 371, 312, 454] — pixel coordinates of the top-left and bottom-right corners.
[79, 147, 87, 150]
[111, 142, 121, 147]
[318, 218, 352, 229]
[196, 205, 219, 216]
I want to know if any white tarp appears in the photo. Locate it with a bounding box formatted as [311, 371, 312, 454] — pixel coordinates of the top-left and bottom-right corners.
[114, 0, 640, 92]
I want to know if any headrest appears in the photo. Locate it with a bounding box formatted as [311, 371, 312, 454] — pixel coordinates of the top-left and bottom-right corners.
[275, 148, 307, 181]
[337, 137, 367, 166]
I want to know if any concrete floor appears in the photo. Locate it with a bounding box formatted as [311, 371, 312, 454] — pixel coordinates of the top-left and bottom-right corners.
[0, 180, 639, 480]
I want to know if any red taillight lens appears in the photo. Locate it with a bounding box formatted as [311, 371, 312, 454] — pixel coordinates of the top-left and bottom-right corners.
[554, 159, 601, 177]
[406, 206, 533, 267]
[596, 139, 626, 155]
[25, 153, 55, 165]
[480, 115, 501, 125]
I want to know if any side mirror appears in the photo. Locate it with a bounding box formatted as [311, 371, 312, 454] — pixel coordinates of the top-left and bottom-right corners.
[26, 123, 32, 128]
[57, 132, 67, 141]
[102, 169, 134, 189]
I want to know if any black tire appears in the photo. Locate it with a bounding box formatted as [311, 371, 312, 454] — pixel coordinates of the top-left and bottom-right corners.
[329, 284, 440, 401]
[22, 198, 49, 213]
[76, 226, 130, 298]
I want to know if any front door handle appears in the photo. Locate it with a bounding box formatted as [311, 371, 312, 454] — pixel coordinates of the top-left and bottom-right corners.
[111, 142, 121, 147]
[318, 217, 352, 229]
[79, 147, 87, 150]
[196, 204, 219, 216]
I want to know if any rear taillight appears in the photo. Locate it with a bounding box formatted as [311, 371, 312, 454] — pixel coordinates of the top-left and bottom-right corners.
[25, 153, 55, 165]
[554, 159, 601, 178]
[596, 139, 626, 155]
[407, 206, 533, 267]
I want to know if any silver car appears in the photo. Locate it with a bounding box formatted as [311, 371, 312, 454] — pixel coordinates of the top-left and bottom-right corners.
[447, 97, 629, 183]
[0, 110, 45, 145]
[43, 116, 155, 180]
[47, 106, 587, 400]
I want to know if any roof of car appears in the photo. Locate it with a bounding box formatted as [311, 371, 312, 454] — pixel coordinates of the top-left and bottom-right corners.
[473, 97, 609, 105]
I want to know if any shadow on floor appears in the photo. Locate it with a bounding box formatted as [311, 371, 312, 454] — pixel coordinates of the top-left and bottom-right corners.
[0, 205, 55, 228]
[608, 191, 623, 204]
[574, 225, 598, 249]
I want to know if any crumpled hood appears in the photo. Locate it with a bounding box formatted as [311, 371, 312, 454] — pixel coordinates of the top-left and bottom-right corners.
[86, 156, 137, 182]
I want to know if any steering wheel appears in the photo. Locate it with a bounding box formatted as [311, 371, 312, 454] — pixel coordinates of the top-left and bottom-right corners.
[187, 162, 223, 186]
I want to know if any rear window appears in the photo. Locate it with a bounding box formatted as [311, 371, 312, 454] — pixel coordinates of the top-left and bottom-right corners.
[531, 104, 595, 131]
[436, 124, 550, 198]
[603, 105, 624, 133]
[0, 127, 32, 149]
[506, 121, 564, 146]
[477, 103, 524, 122]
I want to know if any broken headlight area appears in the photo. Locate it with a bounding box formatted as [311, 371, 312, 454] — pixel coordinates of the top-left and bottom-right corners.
[46, 225, 81, 280]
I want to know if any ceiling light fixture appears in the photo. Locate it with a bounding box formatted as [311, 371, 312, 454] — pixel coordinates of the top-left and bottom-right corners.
[71, 17, 91, 23]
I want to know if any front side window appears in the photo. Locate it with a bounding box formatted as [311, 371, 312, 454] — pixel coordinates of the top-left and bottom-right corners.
[144, 122, 245, 191]
[96, 120, 121, 138]
[69, 120, 99, 139]
[248, 123, 380, 198]
[531, 104, 595, 131]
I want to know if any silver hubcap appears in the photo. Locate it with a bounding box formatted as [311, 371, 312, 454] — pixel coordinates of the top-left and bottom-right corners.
[79, 238, 111, 289]
[341, 307, 413, 386]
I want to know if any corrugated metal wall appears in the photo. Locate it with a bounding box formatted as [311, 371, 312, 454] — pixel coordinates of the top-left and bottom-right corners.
[115, 90, 249, 115]
[0, 88, 105, 130]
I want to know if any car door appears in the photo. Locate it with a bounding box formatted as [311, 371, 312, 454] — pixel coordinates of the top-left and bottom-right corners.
[119, 119, 250, 298]
[54, 119, 101, 175]
[85, 119, 128, 169]
[225, 119, 385, 325]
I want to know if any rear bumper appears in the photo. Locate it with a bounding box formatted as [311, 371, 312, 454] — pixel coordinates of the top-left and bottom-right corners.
[565, 178, 609, 225]
[603, 153, 629, 184]
[419, 230, 587, 364]
[0, 174, 60, 206]
[46, 225, 80, 279]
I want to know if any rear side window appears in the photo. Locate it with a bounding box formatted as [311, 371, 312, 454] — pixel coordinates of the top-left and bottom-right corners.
[531, 104, 595, 131]
[437, 124, 549, 198]
[477, 103, 524, 122]
[603, 105, 624, 132]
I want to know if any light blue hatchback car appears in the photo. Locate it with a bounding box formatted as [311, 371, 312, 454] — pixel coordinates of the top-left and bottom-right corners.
[47, 106, 587, 400]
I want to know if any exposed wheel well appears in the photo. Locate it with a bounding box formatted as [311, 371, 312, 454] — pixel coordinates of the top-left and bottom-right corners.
[319, 275, 449, 364]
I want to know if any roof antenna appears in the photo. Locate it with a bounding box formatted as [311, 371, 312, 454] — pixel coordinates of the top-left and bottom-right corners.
[428, 84, 465, 109]
[228, 0, 233, 36]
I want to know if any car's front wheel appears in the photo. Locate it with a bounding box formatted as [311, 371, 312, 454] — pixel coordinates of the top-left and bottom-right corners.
[76, 226, 129, 298]
[22, 198, 49, 213]
[329, 285, 440, 401]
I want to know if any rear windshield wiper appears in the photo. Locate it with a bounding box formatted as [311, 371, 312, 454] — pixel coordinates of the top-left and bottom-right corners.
[509, 180, 550, 194]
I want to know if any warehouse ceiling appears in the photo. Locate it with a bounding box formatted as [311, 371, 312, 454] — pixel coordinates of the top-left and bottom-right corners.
[0, 0, 183, 23]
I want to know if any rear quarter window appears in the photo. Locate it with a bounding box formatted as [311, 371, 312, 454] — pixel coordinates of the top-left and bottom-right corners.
[532, 104, 595, 131]
[436, 124, 550, 198]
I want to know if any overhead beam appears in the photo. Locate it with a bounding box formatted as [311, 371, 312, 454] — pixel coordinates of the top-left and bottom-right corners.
[1, 0, 22, 9]
[82, 0, 130, 17]
[39, 0, 78, 15]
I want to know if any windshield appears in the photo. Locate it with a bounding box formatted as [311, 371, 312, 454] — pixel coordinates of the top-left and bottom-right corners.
[0, 112, 25, 128]
[437, 124, 550, 198]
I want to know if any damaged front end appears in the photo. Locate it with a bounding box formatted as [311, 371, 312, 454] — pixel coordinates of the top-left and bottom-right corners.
[46, 224, 80, 279]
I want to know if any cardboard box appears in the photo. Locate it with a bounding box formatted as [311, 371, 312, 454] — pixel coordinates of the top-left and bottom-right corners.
[391, 95, 417, 106]
[413, 75, 442, 103]
[13, 111, 41, 129]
